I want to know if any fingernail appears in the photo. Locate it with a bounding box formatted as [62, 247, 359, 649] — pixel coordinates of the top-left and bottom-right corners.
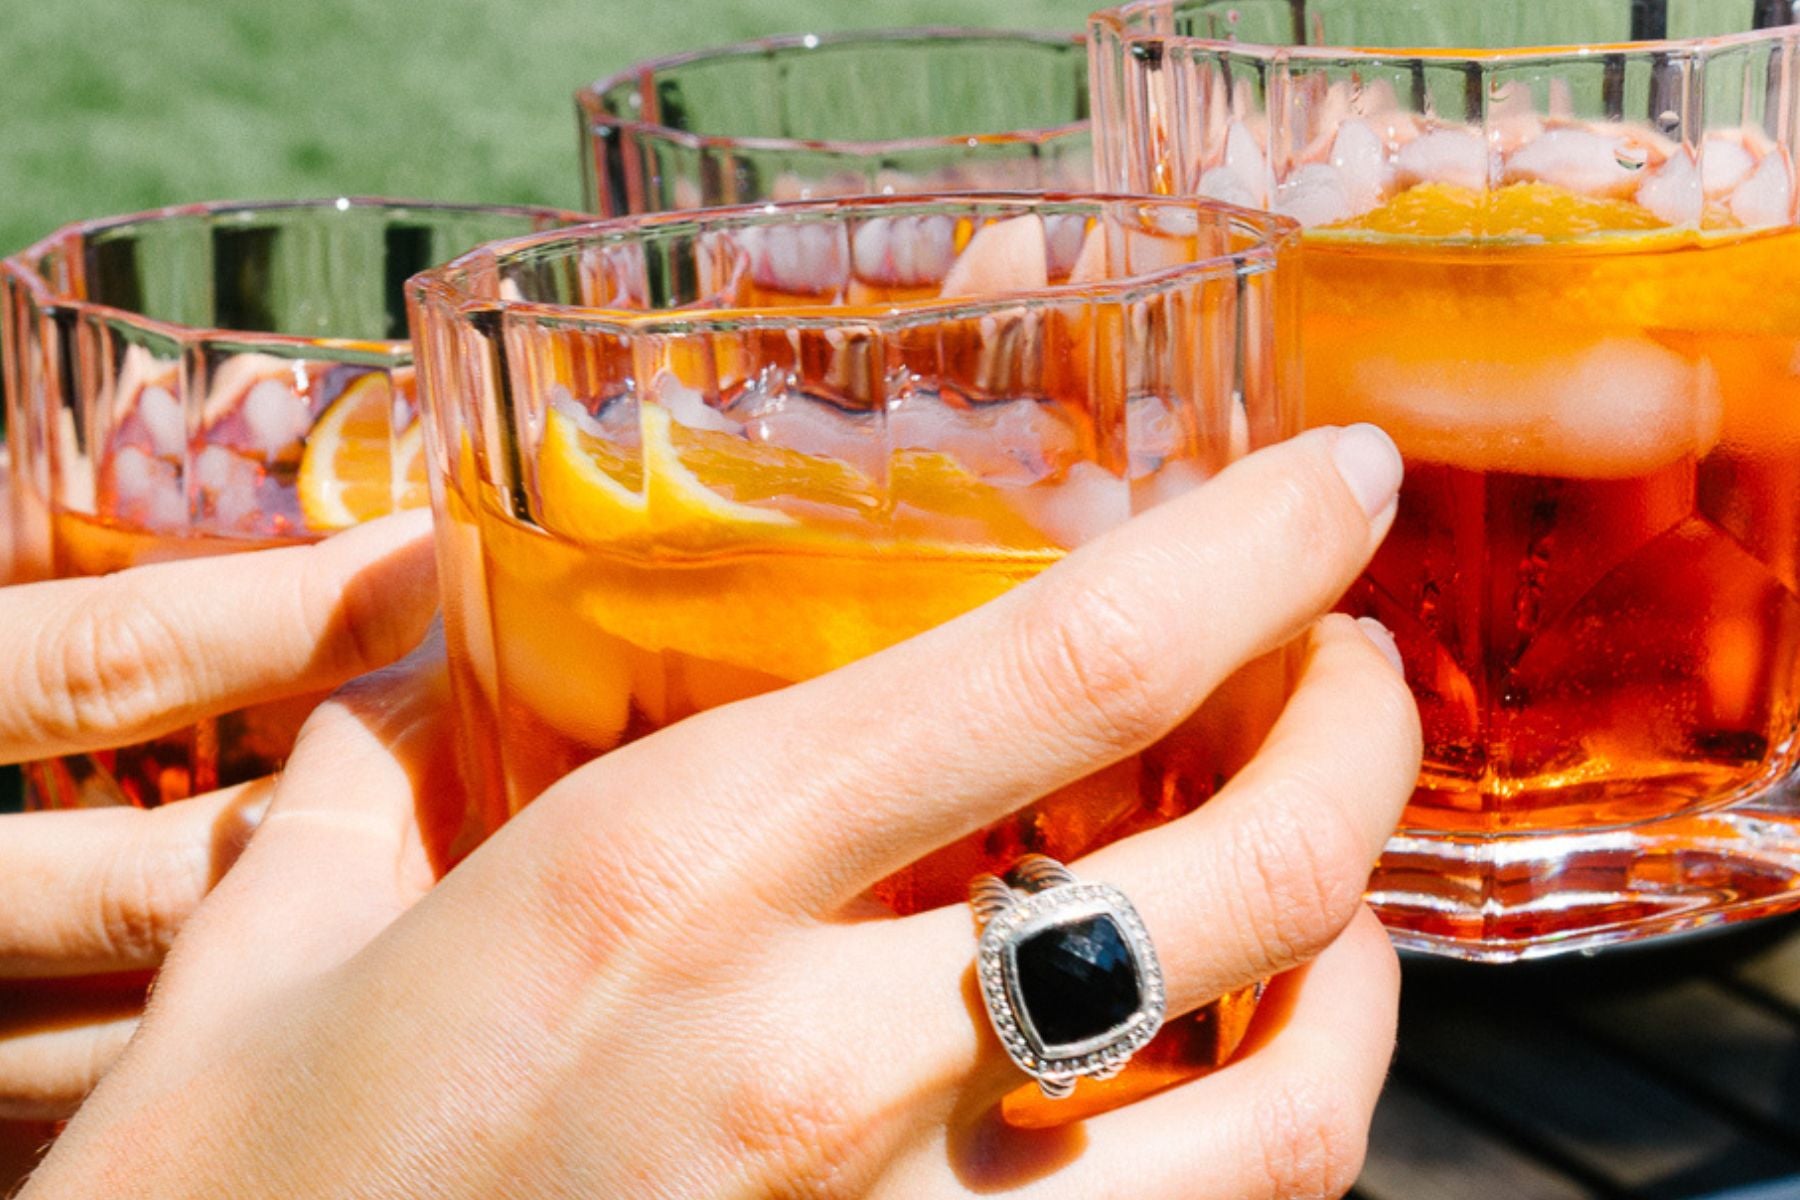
[1331, 424, 1404, 518]
[1356, 616, 1405, 677]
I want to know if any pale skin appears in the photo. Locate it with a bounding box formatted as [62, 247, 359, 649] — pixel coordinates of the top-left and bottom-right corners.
[18, 425, 1424, 1200]
[0, 508, 440, 1122]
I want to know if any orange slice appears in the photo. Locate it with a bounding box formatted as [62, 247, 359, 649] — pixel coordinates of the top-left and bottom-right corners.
[538, 404, 1050, 554]
[530, 403, 1059, 682]
[1324, 181, 1673, 242]
[296, 372, 426, 530]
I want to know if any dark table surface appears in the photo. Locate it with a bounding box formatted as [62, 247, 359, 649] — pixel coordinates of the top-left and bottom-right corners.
[1356, 918, 1800, 1200]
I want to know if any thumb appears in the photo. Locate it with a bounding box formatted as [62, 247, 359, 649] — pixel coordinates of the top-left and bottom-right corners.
[147, 630, 464, 1033]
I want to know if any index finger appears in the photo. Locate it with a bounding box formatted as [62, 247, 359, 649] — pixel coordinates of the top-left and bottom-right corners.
[0, 509, 437, 764]
[529, 425, 1403, 916]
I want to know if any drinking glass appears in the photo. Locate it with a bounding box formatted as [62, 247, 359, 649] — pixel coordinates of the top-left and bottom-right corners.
[577, 29, 1093, 214]
[1, 198, 577, 809]
[1092, 0, 1800, 959]
[409, 192, 1297, 1121]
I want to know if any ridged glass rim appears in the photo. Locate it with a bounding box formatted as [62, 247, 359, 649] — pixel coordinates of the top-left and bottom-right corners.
[576, 27, 1092, 157]
[4, 196, 586, 353]
[408, 192, 1298, 336]
[1092, 0, 1800, 63]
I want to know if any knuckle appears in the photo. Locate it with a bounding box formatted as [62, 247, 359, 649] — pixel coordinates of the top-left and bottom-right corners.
[304, 546, 408, 679]
[90, 827, 207, 965]
[1011, 573, 1175, 753]
[1253, 1073, 1369, 1200]
[720, 1048, 871, 1200]
[531, 796, 763, 979]
[33, 585, 194, 743]
[1228, 778, 1370, 970]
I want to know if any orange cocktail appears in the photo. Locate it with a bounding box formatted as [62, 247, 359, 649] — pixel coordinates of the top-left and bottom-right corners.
[1, 200, 573, 808]
[411, 194, 1298, 1116]
[1094, 0, 1800, 956]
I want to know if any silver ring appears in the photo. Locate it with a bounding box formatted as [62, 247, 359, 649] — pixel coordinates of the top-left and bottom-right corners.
[971, 854, 1166, 1099]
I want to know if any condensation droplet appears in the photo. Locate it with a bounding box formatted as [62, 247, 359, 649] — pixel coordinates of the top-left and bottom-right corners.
[1656, 109, 1681, 132]
[1489, 80, 1513, 101]
[1614, 140, 1650, 171]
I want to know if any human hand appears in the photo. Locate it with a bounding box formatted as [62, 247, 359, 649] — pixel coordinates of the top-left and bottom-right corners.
[0, 510, 438, 1120]
[27, 427, 1420, 1199]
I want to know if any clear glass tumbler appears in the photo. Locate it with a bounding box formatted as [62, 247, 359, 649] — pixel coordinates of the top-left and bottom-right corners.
[577, 29, 1094, 214]
[409, 193, 1298, 1121]
[1, 198, 577, 809]
[1093, 0, 1800, 959]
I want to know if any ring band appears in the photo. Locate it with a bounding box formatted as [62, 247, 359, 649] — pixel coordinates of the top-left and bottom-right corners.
[970, 854, 1166, 1098]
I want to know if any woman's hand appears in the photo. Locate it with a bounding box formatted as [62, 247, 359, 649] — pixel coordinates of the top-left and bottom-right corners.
[0, 510, 438, 1119]
[26, 427, 1420, 1199]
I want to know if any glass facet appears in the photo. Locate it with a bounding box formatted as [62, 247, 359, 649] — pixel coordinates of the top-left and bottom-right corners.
[577, 29, 1094, 214]
[409, 193, 1297, 1119]
[1093, 0, 1800, 959]
[1, 198, 578, 810]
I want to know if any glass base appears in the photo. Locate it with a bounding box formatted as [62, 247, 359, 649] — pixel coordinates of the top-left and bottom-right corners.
[1370, 776, 1800, 962]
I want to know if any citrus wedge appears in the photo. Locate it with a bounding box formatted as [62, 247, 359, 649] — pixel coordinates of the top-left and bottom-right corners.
[296, 371, 426, 530]
[1325, 181, 1673, 241]
[528, 401, 1059, 682]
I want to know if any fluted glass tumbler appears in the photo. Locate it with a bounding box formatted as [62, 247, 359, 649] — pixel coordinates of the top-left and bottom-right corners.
[1, 199, 576, 809]
[1093, 0, 1800, 959]
[409, 193, 1298, 1121]
[577, 29, 1093, 214]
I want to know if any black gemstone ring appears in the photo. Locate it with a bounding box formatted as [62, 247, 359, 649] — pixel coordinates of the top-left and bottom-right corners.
[970, 855, 1165, 1098]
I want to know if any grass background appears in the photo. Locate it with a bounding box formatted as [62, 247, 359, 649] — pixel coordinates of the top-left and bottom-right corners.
[1, 0, 1101, 256]
[0, 0, 1096, 808]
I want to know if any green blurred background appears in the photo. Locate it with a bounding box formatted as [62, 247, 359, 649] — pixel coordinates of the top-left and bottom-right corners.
[0, 0, 1095, 810]
[0, 0, 1098, 255]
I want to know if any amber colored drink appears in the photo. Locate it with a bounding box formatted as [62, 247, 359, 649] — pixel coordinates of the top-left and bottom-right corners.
[30, 511, 312, 808]
[2, 199, 573, 810]
[1303, 187, 1800, 946]
[15, 360, 418, 809]
[413, 195, 1299, 1119]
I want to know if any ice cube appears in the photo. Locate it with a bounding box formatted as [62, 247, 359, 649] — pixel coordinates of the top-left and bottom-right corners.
[1275, 163, 1354, 228]
[1197, 166, 1261, 209]
[1330, 119, 1389, 213]
[1505, 128, 1641, 198]
[242, 377, 312, 459]
[1302, 80, 1355, 154]
[1702, 134, 1756, 197]
[1636, 150, 1702, 226]
[137, 385, 186, 460]
[1548, 79, 1576, 121]
[736, 391, 880, 474]
[1134, 458, 1212, 515]
[890, 393, 1077, 485]
[1339, 335, 1720, 478]
[110, 444, 184, 529]
[940, 214, 1049, 298]
[851, 215, 957, 287]
[651, 372, 740, 435]
[1395, 129, 1491, 192]
[1006, 461, 1131, 548]
[1224, 121, 1273, 206]
[1488, 106, 1546, 157]
[1125, 392, 1185, 477]
[551, 384, 639, 446]
[1067, 225, 1108, 285]
[739, 222, 852, 295]
[1729, 151, 1793, 228]
[583, 243, 651, 309]
[1044, 213, 1089, 278]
